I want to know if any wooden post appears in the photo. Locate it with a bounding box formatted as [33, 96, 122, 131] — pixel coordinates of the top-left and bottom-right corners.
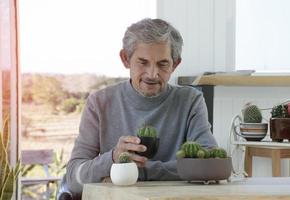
[244, 147, 252, 177]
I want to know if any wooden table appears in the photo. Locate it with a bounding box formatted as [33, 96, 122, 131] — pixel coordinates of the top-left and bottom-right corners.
[82, 177, 290, 200]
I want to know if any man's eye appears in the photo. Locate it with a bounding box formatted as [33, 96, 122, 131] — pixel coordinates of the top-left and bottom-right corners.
[158, 63, 169, 69]
[138, 61, 147, 65]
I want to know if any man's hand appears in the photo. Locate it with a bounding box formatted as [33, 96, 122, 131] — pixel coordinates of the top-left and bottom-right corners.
[113, 136, 147, 167]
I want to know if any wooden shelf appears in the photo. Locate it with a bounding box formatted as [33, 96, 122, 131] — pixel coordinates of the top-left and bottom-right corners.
[192, 75, 290, 86]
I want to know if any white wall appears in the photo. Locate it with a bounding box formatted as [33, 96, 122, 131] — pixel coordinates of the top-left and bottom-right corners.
[157, 0, 236, 84]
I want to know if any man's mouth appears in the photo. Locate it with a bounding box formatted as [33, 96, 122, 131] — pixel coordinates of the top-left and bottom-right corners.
[143, 79, 159, 85]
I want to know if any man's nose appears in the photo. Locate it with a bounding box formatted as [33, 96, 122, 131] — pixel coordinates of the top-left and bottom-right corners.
[147, 65, 159, 78]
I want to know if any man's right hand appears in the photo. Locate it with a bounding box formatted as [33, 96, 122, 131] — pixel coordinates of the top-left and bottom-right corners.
[113, 136, 147, 167]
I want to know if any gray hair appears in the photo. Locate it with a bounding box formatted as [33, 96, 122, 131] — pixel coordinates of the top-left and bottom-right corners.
[122, 18, 183, 64]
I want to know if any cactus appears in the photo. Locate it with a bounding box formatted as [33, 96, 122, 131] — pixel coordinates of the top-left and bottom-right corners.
[196, 149, 205, 158]
[242, 103, 262, 123]
[177, 141, 227, 159]
[271, 104, 290, 118]
[176, 150, 186, 159]
[181, 141, 202, 158]
[197, 148, 210, 159]
[209, 148, 227, 158]
[0, 117, 22, 200]
[137, 125, 157, 138]
[118, 152, 132, 163]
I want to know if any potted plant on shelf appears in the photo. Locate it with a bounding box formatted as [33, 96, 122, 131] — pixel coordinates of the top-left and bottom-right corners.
[233, 103, 268, 141]
[270, 101, 290, 142]
[110, 152, 138, 186]
[0, 118, 22, 200]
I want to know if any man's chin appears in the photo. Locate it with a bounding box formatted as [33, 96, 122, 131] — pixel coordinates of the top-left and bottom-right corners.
[136, 84, 163, 97]
[141, 90, 161, 97]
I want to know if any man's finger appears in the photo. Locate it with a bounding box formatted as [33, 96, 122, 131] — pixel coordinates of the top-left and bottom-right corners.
[124, 143, 146, 152]
[120, 135, 140, 144]
[130, 153, 147, 164]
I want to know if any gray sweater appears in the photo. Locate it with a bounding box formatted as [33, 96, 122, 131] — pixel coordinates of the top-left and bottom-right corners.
[66, 80, 217, 195]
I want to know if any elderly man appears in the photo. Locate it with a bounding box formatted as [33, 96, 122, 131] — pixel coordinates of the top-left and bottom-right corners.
[66, 18, 217, 198]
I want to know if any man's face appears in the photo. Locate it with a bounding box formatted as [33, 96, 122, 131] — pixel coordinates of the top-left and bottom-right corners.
[120, 42, 180, 97]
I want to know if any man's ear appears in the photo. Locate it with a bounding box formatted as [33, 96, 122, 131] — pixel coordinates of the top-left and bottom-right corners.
[119, 49, 130, 69]
[172, 58, 181, 72]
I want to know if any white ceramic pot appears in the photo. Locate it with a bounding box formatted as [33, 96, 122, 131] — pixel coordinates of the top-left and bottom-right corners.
[110, 162, 138, 186]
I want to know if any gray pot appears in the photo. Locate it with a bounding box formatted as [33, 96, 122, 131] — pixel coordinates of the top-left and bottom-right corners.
[177, 157, 232, 182]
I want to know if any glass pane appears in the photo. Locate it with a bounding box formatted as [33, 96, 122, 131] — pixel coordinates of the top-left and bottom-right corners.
[19, 1, 156, 199]
[236, 0, 290, 72]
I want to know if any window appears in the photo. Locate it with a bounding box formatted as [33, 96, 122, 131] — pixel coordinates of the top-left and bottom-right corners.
[236, 0, 290, 73]
[18, 1, 156, 199]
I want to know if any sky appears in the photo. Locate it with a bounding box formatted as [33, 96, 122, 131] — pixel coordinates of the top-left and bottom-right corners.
[19, 0, 156, 77]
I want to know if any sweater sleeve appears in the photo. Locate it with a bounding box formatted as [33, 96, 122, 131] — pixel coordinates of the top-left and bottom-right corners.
[187, 91, 218, 148]
[66, 94, 113, 195]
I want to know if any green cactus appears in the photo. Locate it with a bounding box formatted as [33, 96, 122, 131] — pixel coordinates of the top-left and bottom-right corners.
[176, 150, 185, 159]
[118, 152, 132, 163]
[242, 103, 262, 123]
[137, 125, 157, 138]
[177, 141, 228, 159]
[196, 148, 211, 159]
[271, 104, 289, 118]
[196, 149, 205, 158]
[181, 141, 202, 158]
[0, 117, 22, 200]
[209, 148, 227, 158]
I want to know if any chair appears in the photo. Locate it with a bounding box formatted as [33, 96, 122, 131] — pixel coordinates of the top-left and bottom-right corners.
[21, 149, 62, 200]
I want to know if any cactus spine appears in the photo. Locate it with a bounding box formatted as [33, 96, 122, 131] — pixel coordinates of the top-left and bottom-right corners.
[0, 117, 22, 200]
[242, 103, 262, 123]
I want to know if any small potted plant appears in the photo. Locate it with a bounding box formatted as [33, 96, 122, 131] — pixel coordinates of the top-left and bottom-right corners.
[234, 103, 268, 141]
[270, 101, 290, 142]
[136, 124, 159, 158]
[110, 152, 138, 186]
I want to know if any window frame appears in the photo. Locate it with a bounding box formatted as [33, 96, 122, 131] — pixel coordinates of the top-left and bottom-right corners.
[0, 0, 20, 199]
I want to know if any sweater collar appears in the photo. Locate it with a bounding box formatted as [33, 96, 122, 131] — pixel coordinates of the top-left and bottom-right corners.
[123, 79, 172, 110]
